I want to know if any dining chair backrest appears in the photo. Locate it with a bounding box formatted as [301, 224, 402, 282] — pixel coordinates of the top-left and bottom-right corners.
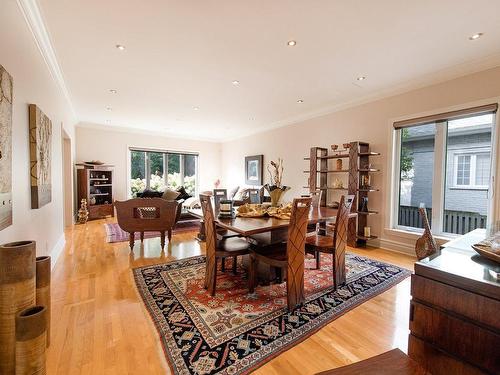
[213, 189, 228, 211]
[309, 189, 322, 208]
[200, 194, 217, 260]
[333, 195, 354, 252]
[248, 188, 261, 204]
[286, 197, 312, 308]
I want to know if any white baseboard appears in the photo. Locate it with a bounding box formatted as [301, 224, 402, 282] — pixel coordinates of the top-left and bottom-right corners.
[50, 234, 66, 270]
[378, 238, 415, 256]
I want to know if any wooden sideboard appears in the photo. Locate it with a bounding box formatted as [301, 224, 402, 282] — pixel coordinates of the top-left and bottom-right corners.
[408, 229, 500, 374]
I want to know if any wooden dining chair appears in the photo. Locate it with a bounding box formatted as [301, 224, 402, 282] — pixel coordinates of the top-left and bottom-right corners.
[304, 189, 322, 233]
[200, 194, 251, 296]
[305, 195, 354, 289]
[247, 188, 261, 204]
[213, 188, 228, 212]
[248, 197, 312, 311]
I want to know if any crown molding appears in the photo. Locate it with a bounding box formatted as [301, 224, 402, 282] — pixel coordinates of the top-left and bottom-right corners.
[16, 0, 77, 121]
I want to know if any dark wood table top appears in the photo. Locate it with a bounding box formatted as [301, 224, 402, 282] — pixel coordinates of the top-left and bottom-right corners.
[188, 207, 356, 236]
[315, 349, 428, 374]
[416, 229, 500, 300]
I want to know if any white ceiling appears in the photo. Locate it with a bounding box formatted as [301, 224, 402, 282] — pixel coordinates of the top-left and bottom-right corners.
[37, 0, 500, 141]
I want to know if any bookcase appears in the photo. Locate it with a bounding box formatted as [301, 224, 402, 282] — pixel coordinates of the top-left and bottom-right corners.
[304, 141, 380, 247]
[77, 165, 114, 220]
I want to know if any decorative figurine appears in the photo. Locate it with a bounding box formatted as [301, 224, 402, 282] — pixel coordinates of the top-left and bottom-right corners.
[360, 197, 369, 212]
[77, 199, 89, 224]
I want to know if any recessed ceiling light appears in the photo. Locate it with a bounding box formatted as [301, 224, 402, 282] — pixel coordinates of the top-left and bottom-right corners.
[109, 89, 117, 94]
[357, 76, 366, 81]
[297, 99, 304, 103]
[287, 40, 297, 46]
[106, 106, 112, 111]
[193, 106, 199, 111]
[116, 44, 126, 50]
[232, 80, 240, 85]
[468, 32, 483, 40]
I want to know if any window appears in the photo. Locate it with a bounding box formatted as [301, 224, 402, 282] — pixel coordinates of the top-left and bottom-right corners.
[129, 148, 198, 197]
[393, 105, 496, 235]
[453, 153, 490, 188]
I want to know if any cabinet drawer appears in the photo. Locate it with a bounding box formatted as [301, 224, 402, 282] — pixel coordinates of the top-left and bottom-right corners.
[410, 301, 500, 373]
[411, 274, 500, 331]
[408, 334, 486, 375]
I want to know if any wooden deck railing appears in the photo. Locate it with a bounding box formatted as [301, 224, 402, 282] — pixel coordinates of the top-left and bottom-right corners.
[398, 206, 487, 235]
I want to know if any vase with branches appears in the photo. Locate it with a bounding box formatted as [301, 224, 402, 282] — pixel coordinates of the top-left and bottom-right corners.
[264, 158, 290, 207]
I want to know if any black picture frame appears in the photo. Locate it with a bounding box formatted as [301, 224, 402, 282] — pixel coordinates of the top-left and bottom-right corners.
[245, 155, 263, 185]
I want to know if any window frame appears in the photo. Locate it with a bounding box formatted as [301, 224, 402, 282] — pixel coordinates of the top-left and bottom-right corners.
[451, 150, 490, 190]
[390, 109, 497, 238]
[127, 146, 199, 198]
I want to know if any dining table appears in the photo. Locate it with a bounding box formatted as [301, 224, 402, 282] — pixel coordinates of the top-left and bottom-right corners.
[188, 206, 356, 289]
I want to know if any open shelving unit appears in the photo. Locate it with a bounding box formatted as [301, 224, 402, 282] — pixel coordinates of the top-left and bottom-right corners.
[304, 141, 380, 247]
[77, 165, 115, 220]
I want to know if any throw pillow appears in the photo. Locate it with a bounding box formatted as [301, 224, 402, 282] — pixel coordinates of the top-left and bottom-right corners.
[176, 186, 192, 200]
[162, 189, 181, 201]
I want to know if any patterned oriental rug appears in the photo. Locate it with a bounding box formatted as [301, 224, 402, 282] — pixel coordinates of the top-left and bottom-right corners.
[104, 220, 200, 243]
[133, 253, 410, 375]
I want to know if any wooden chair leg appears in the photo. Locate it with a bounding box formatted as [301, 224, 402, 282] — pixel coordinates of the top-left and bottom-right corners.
[315, 251, 321, 270]
[167, 229, 172, 241]
[140, 232, 144, 242]
[160, 232, 166, 249]
[332, 253, 337, 290]
[209, 258, 218, 296]
[249, 255, 257, 293]
[129, 232, 135, 250]
[221, 257, 226, 272]
[232, 256, 237, 275]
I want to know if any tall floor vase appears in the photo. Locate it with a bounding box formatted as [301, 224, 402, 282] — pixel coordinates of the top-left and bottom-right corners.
[35, 256, 51, 347]
[0, 241, 36, 374]
[15, 306, 47, 375]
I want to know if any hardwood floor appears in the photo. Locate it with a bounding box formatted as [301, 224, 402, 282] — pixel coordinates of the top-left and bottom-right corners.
[46, 218, 416, 374]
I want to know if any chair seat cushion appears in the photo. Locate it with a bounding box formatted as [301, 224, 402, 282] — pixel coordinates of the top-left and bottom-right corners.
[305, 234, 335, 251]
[217, 237, 250, 253]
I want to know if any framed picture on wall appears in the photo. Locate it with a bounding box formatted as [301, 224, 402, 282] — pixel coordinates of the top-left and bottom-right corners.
[245, 155, 263, 185]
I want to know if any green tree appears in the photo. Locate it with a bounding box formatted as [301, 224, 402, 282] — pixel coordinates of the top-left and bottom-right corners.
[400, 129, 414, 180]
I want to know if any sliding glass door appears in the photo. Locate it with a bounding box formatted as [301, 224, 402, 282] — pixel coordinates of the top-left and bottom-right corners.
[130, 149, 198, 197]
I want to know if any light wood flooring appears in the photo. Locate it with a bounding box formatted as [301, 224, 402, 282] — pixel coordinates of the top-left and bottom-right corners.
[46, 218, 416, 374]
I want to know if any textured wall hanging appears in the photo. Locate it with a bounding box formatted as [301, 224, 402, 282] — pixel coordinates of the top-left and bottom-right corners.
[29, 104, 52, 209]
[0, 64, 13, 230]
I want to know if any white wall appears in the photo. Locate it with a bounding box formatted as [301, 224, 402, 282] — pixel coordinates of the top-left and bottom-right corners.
[0, 1, 76, 263]
[75, 125, 222, 200]
[221, 67, 500, 253]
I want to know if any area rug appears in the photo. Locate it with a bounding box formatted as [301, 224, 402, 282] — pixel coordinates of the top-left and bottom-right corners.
[133, 253, 410, 374]
[104, 220, 200, 243]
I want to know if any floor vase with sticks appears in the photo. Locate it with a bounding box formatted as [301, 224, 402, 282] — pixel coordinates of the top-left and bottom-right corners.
[0, 241, 36, 374]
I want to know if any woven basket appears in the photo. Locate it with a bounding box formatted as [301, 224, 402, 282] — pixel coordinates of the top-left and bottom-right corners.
[0, 240, 36, 374]
[15, 305, 47, 375]
[35, 256, 51, 347]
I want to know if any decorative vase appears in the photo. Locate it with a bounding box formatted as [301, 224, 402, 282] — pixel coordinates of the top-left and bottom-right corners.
[0, 240, 36, 374]
[336, 158, 343, 170]
[35, 256, 51, 347]
[264, 185, 290, 207]
[15, 306, 47, 375]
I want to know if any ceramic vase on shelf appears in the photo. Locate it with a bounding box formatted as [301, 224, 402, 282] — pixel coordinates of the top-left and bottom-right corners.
[0, 240, 36, 374]
[264, 184, 290, 207]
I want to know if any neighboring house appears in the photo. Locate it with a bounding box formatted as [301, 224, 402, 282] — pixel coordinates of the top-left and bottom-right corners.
[400, 116, 492, 231]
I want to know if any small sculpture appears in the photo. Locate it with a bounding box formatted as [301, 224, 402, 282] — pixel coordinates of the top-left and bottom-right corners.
[336, 158, 343, 170]
[359, 197, 368, 212]
[333, 178, 344, 189]
[415, 208, 438, 260]
[77, 199, 89, 224]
